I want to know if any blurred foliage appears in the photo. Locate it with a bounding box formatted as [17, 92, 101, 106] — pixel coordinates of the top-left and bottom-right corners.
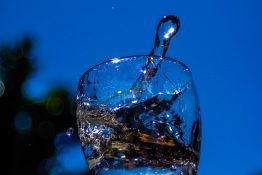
[0, 38, 80, 175]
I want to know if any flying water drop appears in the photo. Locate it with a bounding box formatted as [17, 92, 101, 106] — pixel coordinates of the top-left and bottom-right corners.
[66, 127, 74, 137]
[150, 15, 180, 58]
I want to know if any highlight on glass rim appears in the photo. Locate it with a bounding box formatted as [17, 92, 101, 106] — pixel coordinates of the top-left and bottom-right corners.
[76, 15, 201, 175]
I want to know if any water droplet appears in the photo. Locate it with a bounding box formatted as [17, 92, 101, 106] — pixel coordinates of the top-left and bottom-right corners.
[150, 15, 180, 58]
[141, 69, 147, 74]
[183, 67, 189, 72]
[131, 100, 138, 104]
[83, 102, 90, 106]
[134, 157, 143, 162]
[174, 132, 180, 139]
[66, 127, 74, 137]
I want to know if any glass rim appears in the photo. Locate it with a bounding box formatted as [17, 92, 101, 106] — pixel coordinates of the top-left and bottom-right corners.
[80, 54, 189, 80]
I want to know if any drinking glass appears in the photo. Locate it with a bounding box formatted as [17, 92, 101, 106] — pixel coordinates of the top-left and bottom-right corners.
[76, 55, 201, 175]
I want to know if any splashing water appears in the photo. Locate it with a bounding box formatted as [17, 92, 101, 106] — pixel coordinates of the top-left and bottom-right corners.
[76, 15, 201, 175]
[131, 15, 180, 99]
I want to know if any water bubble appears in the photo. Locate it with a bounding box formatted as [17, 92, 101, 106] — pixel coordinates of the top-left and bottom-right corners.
[183, 67, 189, 72]
[66, 127, 74, 137]
[174, 132, 180, 139]
[131, 100, 138, 104]
[168, 125, 173, 133]
[164, 114, 171, 121]
[142, 69, 147, 74]
[83, 102, 90, 106]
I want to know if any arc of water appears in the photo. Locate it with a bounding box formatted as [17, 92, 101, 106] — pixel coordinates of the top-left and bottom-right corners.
[131, 15, 180, 99]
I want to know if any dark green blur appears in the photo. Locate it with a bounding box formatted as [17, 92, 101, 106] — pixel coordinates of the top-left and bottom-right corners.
[0, 38, 84, 174]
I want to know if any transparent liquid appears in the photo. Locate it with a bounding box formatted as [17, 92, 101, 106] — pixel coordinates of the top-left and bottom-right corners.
[76, 15, 201, 175]
[76, 91, 200, 175]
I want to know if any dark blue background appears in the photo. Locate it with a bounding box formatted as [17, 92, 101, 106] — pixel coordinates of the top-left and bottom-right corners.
[1, 0, 262, 174]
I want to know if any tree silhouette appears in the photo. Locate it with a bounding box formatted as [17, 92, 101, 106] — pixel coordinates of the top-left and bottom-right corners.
[0, 38, 80, 175]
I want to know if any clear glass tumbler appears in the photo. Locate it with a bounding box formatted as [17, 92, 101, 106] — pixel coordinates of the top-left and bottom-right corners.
[76, 55, 201, 175]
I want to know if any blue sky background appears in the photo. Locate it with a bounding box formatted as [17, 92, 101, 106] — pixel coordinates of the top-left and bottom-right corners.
[1, 0, 262, 174]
